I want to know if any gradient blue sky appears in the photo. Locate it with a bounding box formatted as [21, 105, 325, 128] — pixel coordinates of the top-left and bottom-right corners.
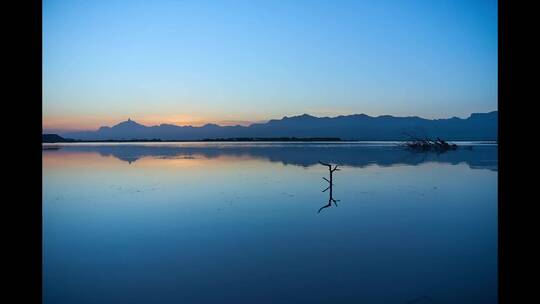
[43, 0, 497, 131]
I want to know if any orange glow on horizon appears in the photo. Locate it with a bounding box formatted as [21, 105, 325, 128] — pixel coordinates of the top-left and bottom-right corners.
[43, 114, 267, 132]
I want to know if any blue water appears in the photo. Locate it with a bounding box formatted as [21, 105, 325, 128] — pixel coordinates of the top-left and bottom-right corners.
[43, 143, 497, 304]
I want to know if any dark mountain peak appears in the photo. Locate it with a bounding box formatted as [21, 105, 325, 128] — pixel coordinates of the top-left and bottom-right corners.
[267, 118, 283, 124]
[285, 113, 317, 120]
[469, 111, 498, 119]
[348, 113, 370, 118]
[113, 119, 145, 128]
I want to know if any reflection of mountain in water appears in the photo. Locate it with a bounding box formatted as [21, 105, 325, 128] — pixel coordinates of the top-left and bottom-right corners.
[43, 144, 498, 171]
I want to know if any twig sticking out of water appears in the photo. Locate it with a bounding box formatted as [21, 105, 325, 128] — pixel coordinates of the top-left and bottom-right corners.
[318, 161, 340, 213]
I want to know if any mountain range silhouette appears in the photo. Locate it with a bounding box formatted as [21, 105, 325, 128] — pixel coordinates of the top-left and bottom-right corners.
[61, 111, 497, 141]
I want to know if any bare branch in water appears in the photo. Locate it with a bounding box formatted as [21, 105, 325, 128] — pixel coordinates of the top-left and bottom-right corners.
[318, 161, 331, 167]
[318, 202, 332, 213]
[318, 161, 340, 213]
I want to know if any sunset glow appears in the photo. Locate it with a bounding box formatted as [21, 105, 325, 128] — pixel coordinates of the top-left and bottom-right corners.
[43, 114, 269, 132]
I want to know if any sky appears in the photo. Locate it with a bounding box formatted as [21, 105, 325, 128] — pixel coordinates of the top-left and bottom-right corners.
[43, 0, 497, 132]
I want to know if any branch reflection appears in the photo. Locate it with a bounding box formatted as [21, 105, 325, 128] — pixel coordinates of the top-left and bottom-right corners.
[318, 161, 340, 213]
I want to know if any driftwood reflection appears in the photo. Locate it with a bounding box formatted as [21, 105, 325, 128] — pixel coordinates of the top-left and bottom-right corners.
[318, 161, 340, 213]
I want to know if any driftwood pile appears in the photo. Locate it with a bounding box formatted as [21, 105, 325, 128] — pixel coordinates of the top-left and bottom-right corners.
[403, 136, 457, 152]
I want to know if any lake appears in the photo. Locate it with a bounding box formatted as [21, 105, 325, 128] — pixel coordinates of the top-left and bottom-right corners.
[43, 142, 497, 304]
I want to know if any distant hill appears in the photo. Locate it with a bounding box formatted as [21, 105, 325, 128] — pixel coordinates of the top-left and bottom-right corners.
[42, 134, 74, 143]
[62, 112, 498, 141]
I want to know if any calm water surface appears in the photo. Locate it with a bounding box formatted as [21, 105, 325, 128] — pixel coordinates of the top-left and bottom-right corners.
[43, 142, 497, 304]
